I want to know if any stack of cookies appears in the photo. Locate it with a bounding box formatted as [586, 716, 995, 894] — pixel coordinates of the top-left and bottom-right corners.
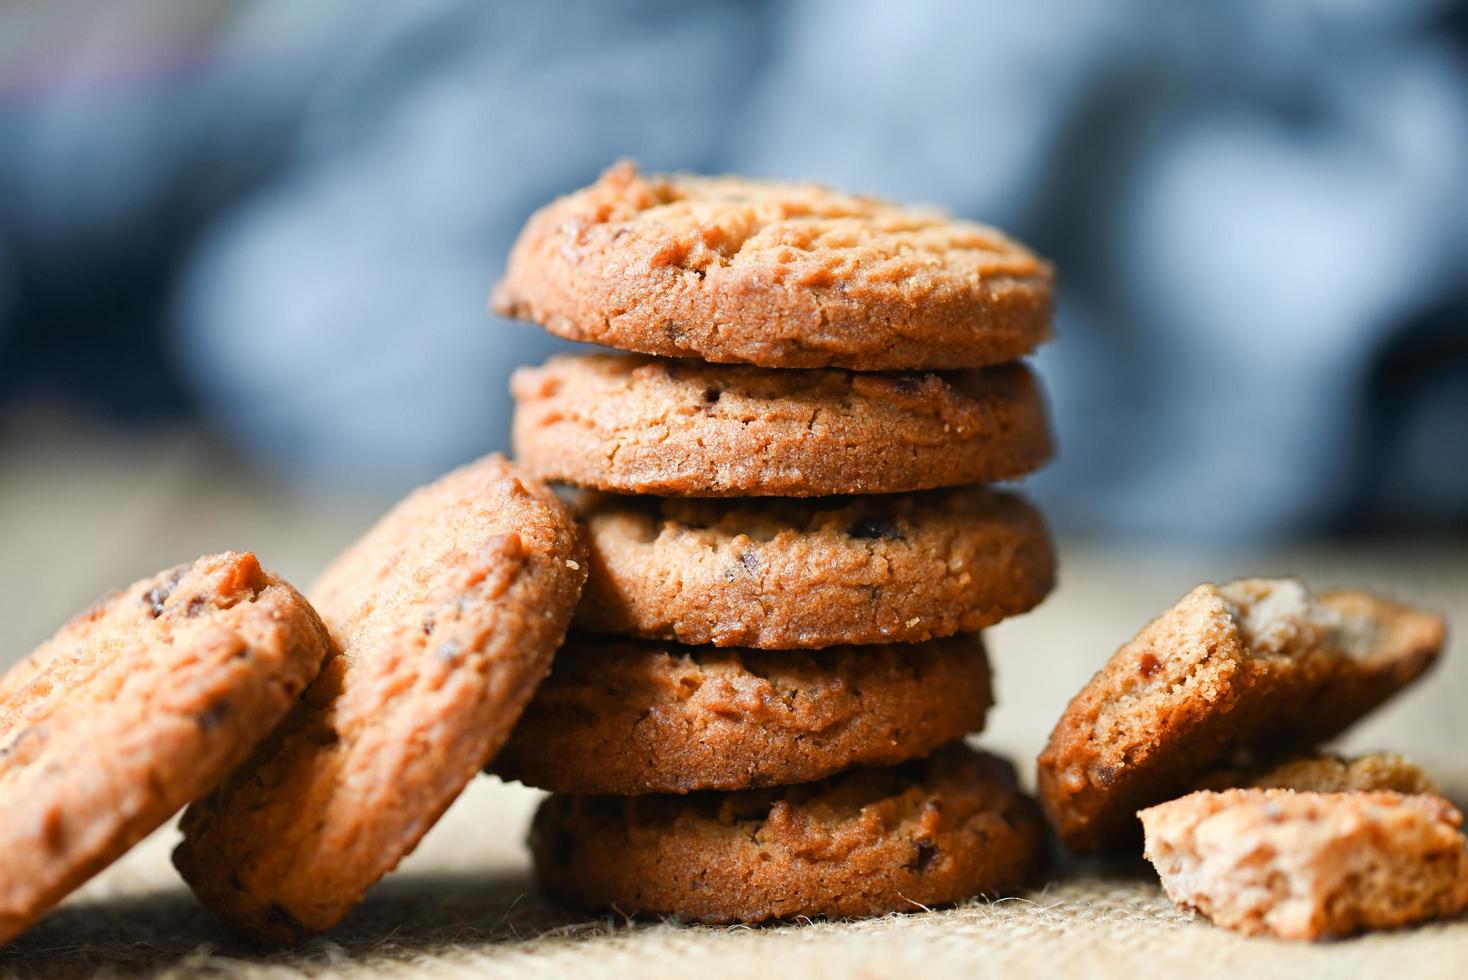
[489, 162, 1060, 922]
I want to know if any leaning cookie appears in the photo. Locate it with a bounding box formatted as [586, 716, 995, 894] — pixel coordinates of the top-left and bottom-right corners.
[574, 488, 1054, 648]
[1140, 789, 1468, 940]
[0, 552, 330, 946]
[492, 162, 1053, 371]
[1037, 578, 1444, 853]
[495, 634, 992, 794]
[511, 354, 1052, 497]
[530, 744, 1044, 923]
[174, 455, 586, 943]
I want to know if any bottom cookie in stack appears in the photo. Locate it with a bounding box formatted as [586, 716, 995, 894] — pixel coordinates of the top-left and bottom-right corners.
[496, 634, 1046, 923]
[529, 744, 1041, 924]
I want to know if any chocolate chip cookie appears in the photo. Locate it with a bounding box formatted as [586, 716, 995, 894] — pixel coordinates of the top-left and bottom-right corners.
[573, 487, 1053, 648]
[1037, 577, 1444, 853]
[492, 162, 1053, 371]
[0, 552, 329, 945]
[530, 744, 1044, 923]
[495, 634, 992, 794]
[511, 354, 1052, 497]
[174, 455, 586, 943]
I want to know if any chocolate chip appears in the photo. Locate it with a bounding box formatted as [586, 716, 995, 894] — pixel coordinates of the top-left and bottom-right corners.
[141, 567, 186, 618]
[909, 840, 940, 872]
[186, 596, 207, 617]
[847, 517, 904, 541]
[196, 699, 230, 732]
[422, 614, 435, 637]
[893, 375, 926, 394]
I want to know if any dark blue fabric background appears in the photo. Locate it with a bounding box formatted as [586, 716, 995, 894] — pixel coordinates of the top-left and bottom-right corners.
[1, 0, 1464, 540]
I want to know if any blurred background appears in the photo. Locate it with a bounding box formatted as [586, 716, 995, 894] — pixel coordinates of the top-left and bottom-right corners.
[3, 0, 1467, 535]
[2, 0, 1467, 646]
[1, 3, 1466, 899]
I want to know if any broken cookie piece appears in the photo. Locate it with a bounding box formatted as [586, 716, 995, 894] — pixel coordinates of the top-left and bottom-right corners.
[1140, 788, 1468, 940]
[1198, 752, 1439, 795]
[1037, 577, 1445, 852]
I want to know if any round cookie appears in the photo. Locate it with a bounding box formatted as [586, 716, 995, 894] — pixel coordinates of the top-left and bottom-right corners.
[173, 455, 586, 943]
[529, 744, 1044, 923]
[511, 354, 1052, 497]
[574, 487, 1054, 648]
[495, 634, 993, 794]
[492, 162, 1053, 371]
[1037, 578, 1445, 854]
[0, 552, 330, 946]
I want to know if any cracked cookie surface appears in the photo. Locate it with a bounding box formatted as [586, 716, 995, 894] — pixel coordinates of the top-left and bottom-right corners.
[511, 354, 1052, 497]
[495, 633, 992, 794]
[1037, 578, 1445, 853]
[0, 552, 330, 945]
[530, 744, 1044, 923]
[492, 162, 1053, 371]
[173, 455, 586, 943]
[574, 487, 1053, 648]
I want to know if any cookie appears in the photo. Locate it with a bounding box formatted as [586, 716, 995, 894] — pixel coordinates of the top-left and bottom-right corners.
[0, 552, 329, 946]
[1140, 789, 1468, 940]
[1036, 578, 1444, 853]
[511, 354, 1052, 497]
[529, 744, 1043, 923]
[1198, 752, 1438, 795]
[173, 455, 586, 943]
[573, 487, 1054, 648]
[491, 163, 1053, 371]
[495, 634, 992, 794]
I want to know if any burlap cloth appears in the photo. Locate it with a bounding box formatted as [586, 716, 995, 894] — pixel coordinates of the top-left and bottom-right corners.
[2, 431, 1465, 978]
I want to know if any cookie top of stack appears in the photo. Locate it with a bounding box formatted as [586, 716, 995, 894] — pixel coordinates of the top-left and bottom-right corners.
[493, 161, 1054, 371]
